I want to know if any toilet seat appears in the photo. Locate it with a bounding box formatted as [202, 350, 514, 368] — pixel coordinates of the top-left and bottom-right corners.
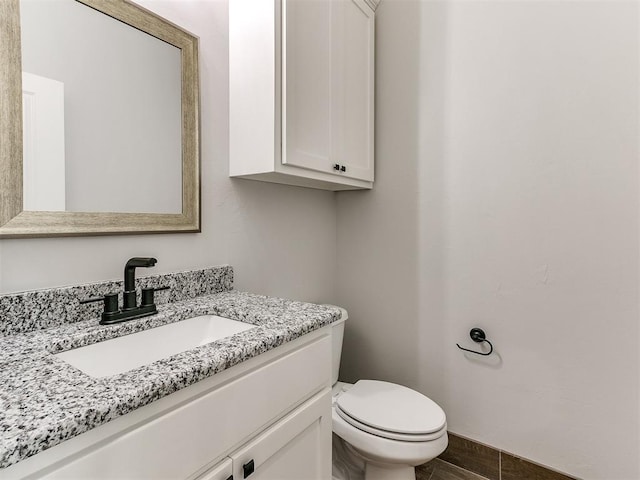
[335, 380, 447, 442]
[335, 406, 446, 442]
[332, 406, 448, 467]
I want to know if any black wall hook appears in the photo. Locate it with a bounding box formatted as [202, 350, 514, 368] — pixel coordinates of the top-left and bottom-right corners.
[456, 328, 493, 356]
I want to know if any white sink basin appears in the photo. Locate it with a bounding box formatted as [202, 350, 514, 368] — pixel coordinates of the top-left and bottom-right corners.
[55, 315, 256, 378]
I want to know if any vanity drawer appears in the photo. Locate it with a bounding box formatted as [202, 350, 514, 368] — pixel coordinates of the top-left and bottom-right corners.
[39, 334, 331, 479]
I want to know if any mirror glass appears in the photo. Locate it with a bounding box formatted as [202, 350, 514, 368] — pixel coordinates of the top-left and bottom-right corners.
[0, 0, 199, 238]
[19, 0, 182, 214]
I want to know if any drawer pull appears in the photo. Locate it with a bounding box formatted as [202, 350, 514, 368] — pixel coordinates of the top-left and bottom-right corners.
[243, 459, 255, 478]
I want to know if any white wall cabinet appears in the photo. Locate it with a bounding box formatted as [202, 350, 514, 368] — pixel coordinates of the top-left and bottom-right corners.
[2, 330, 332, 480]
[230, 0, 377, 191]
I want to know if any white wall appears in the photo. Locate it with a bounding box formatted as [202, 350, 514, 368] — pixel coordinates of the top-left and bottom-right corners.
[0, 0, 338, 307]
[337, 1, 639, 479]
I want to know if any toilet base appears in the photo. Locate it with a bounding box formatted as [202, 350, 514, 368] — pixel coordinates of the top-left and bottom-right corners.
[365, 463, 416, 480]
[332, 434, 419, 480]
[332, 433, 364, 480]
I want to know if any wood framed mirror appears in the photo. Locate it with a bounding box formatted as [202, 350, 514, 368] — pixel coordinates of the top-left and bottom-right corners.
[0, 0, 200, 238]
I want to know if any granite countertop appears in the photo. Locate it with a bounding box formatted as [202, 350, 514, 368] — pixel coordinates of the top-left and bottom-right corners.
[0, 290, 340, 470]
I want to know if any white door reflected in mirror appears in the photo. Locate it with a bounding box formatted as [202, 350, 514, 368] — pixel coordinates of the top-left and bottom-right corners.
[22, 72, 66, 212]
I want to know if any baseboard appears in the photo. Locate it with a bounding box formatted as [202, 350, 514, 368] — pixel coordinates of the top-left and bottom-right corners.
[432, 432, 580, 480]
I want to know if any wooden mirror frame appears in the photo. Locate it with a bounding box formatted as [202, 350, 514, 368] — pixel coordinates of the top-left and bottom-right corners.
[0, 0, 200, 238]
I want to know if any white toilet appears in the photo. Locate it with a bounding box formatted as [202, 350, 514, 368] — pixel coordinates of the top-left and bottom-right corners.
[330, 307, 448, 480]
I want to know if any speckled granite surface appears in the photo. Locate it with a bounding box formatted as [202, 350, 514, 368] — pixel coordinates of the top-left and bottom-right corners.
[0, 265, 233, 335]
[0, 287, 340, 469]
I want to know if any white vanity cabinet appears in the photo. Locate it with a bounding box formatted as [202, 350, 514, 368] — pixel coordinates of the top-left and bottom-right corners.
[227, 389, 329, 480]
[194, 389, 329, 480]
[229, 0, 377, 191]
[1, 329, 332, 480]
[194, 458, 233, 480]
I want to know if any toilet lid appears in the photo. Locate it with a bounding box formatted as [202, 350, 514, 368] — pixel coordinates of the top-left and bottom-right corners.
[335, 380, 446, 435]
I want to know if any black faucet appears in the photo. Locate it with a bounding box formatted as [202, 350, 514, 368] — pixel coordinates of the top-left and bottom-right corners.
[123, 257, 157, 311]
[80, 257, 168, 325]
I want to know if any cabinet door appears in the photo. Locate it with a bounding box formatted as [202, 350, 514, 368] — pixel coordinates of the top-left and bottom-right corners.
[194, 458, 233, 480]
[282, 0, 332, 174]
[283, 0, 374, 182]
[332, 0, 375, 182]
[230, 389, 331, 480]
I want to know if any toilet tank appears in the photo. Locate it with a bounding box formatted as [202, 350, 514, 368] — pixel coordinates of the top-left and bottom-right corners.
[330, 306, 348, 386]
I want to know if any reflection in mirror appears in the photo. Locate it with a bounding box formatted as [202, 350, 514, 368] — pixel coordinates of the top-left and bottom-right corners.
[0, 0, 199, 237]
[20, 0, 182, 214]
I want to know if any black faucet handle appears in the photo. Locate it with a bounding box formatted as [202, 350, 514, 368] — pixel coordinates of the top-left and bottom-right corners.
[141, 286, 170, 307]
[79, 293, 119, 314]
[79, 296, 103, 305]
